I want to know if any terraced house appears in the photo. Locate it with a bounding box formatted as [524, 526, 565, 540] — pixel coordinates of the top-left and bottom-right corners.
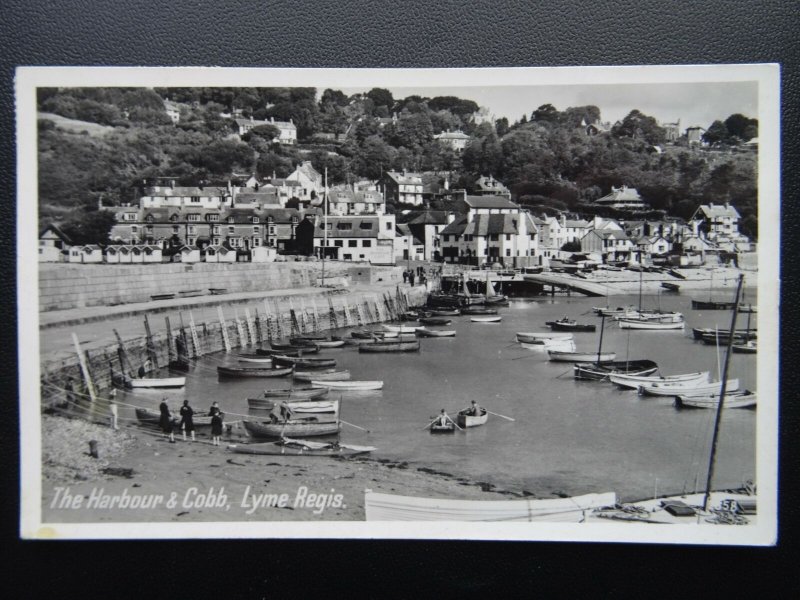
[302, 214, 397, 265]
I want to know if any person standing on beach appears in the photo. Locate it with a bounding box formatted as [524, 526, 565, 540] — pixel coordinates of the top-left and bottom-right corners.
[208, 401, 221, 417]
[409, 271, 415, 287]
[180, 399, 195, 442]
[210, 410, 223, 446]
[403, 270, 408, 284]
[159, 398, 175, 443]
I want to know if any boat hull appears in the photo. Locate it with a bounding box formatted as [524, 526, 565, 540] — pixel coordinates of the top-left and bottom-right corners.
[415, 328, 456, 337]
[262, 388, 330, 400]
[227, 441, 374, 456]
[573, 360, 659, 381]
[609, 371, 709, 389]
[545, 321, 596, 332]
[515, 332, 573, 343]
[242, 420, 341, 439]
[675, 391, 757, 409]
[638, 378, 739, 397]
[271, 355, 337, 369]
[217, 366, 293, 378]
[310, 380, 383, 390]
[358, 341, 421, 352]
[471, 316, 502, 323]
[618, 318, 684, 330]
[548, 350, 617, 363]
[294, 370, 351, 382]
[456, 409, 488, 428]
[127, 377, 186, 388]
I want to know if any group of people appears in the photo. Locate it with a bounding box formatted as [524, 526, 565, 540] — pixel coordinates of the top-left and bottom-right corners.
[158, 399, 225, 446]
[434, 401, 483, 427]
[402, 266, 429, 287]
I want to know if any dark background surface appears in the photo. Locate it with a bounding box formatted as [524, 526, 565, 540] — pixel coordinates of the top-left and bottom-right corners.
[1, 0, 797, 597]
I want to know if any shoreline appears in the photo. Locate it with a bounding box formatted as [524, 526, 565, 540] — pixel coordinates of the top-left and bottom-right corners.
[40, 414, 539, 523]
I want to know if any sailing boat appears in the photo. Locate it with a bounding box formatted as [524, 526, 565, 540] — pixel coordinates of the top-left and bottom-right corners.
[591, 274, 757, 524]
[549, 314, 617, 363]
[574, 315, 659, 380]
[618, 268, 684, 329]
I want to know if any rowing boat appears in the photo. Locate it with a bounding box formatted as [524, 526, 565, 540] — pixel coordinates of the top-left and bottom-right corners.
[461, 307, 498, 315]
[236, 353, 274, 364]
[618, 318, 684, 330]
[125, 376, 186, 389]
[428, 308, 461, 316]
[692, 327, 756, 341]
[351, 330, 399, 339]
[262, 388, 330, 400]
[638, 378, 739, 397]
[270, 342, 320, 353]
[242, 420, 341, 439]
[364, 491, 617, 521]
[419, 316, 452, 325]
[314, 339, 346, 348]
[572, 359, 659, 381]
[456, 408, 488, 428]
[415, 328, 456, 337]
[293, 369, 351, 382]
[255, 348, 302, 357]
[548, 350, 616, 362]
[675, 390, 757, 409]
[217, 365, 293, 378]
[382, 324, 422, 333]
[134, 407, 215, 428]
[471, 316, 502, 323]
[358, 340, 421, 352]
[609, 371, 709, 389]
[515, 332, 573, 343]
[310, 380, 383, 391]
[732, 341, 757, 354]
[521, 339, 576, 352]
[271, 355, 337, 369]
[227, 438, 375, 456]
[429, 422, 456, 433]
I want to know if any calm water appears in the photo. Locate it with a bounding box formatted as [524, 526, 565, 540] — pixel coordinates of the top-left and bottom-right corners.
[115, 291, 758, 502]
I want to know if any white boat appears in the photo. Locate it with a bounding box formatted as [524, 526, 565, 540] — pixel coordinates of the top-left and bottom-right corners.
[593, 305, 637, 317]
[126, 376, 186, 389]
[675, 391, 757, 409]
[520, 339, 576, 352]
[618, 318, 684, 330]
[284, 400, 340, 414]
[310, 380, 384, 391]
[314, 339, 346, 348]
[515, 332, 573, 343]
[364, 491, 617, 522]
[609, 371, 709, 390]
[548, 350, 617, 362]
[638, 378, 740, 397]
[382, 324, 422, 333]
[471, 316, 502, 323]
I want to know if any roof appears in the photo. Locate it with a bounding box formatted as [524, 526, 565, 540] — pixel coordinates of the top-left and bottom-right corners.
[474, 175, 510, 193]
[463, 195, 519, 210]
[384, 171, 423, 185]
[463, 214, 534, 236]
[563, 219, 591, 228]
[235, 117, 296, 130]
[396, 224, 424, 245]
[406, 210, 450, 226]
[440, 216, 468, 236]
[39, 224, 74, 244]
[314, 216, 385, 238]
[144, 186, 229, 198]
[695, 203, 741, 220]
[434, 130, 470, 140]
[589, 229, 630, 240]
[234, 191, 281, 205]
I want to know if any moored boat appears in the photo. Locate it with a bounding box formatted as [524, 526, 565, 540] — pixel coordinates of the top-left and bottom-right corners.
[351, 330, 398, 339]
[314, 339, 346, 348]
[217, 365, 293, 378]
[573, 359, 659, 381]
[418, 316, 452, 326]
[618, 317, 684, 330]
[359, 340, 421, 353]
[661, 282, 680, 292]
[255, 348, 302, 357]
[242, 419, 341, 439]
[271, 355, 337, 369]
[135, 407, 215, 428]
[461, 306, 499, 315]
[428, 308, 461, 316]
[732, 340, 757, 354]
[456, 408, 488, 428]
[227, 438, 375, 456]
[515, 332, 573, 344]
[310, 380, 383, 391]
[415, 328, 456, 338]
[262, 387, 329, 400]
[270, 342, 320, 353]
[692, 327, 756, 341]
[521, 339, 576, 352]
[364, 491, 617, 521]
[609, 371, 709, 389]
[294, 369, 351, 382]
[471, 316, 502, 323]
[638, 378, 739, 397]
[545, 318, 596, 332]
[236, 353, 274, 364]
[675, 390, 757, 409]
[382, 324, 422, 334]
[125, 376, 186, 389]
[548, 349, 616, 362]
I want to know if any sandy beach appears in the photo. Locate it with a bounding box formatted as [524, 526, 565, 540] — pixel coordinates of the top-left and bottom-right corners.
[40, 414, 527, 523]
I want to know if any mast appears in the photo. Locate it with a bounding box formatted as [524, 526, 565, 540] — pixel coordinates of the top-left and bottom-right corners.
[595, 313, 606, 364]
[321, 167, 328, 286]
[637, 268, 643, 312]
[703, 273, 744, 511]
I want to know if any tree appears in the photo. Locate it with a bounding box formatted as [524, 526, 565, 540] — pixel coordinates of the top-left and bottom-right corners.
[612, 110, 666, 145]
[366, 88, 394, 111]
[702, 120, 729, 145]
[61, 209, 118, 245]
[531, 103, 560, 123]
[561, 240, 582, 252]
[427, 96, 479, 118]
[321, 88, 349, 106]
[245, 124, 281, 142]
[494, 117, 509, 137]
[724, 113, 758, 142]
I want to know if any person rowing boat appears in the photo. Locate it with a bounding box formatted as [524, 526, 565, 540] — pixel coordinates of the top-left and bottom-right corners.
[462, 400, 483, 417]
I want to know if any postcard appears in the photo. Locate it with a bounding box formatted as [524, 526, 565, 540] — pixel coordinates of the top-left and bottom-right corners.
[18, 65, 779, 543]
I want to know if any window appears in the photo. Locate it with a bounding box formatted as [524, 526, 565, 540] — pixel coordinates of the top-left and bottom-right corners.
[443, 234, 450, 242]
[490, 234, 499, 241]
[359, 254, 365, 259]
[506, 249, 511, 257]
[343, 254, 352, 260]
[213, 237, 221, 245]
[229, 238, 240, 248]
[252, 216, 259, 223]
[212, 226, 220, 235]
[268, 226, 276, 235]
[187, 226, 196, 234]
[337, 222, 353, 230]
[228, 226, 235, 235]
[146, 225, 154, 233]
[131, 226, 138, 233]
[415, 247, 423, 254]
[506, 234, 511, 241]
[253, 238, 261, 247]
[173, 226, 180, 234]
[334, 240, 343, 247]
[187, 214, 200, 222]
[124, 213, 137, 222]
[190, 196, 200, 203]
[359, 222, 373, 230]
[207, 214, 219, 222]
[348, 240, 357, 247]
[253, 226, 260, 234]
[385, 222, 392, 230]
[187, 237, 196, 246]
[362, 240, 372, 247]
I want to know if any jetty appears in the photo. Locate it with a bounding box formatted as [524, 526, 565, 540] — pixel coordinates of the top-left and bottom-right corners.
[522, 273, 607, 297]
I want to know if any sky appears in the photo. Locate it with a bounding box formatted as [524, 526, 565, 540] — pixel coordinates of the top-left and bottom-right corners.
[339, 81, 758, 129]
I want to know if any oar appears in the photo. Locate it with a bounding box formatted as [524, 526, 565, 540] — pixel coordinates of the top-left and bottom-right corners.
[422, 416, 439, 431]
[447, 416, 464, 431]
[341, 419, 370, 433]
[555, 369, 573, 378]
[485, 410, 515, 422]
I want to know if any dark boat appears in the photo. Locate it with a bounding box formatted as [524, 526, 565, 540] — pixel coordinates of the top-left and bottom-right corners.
[667, 268, 686, 280]
[573, 360, 659, 381]
[545, 318, 596, 332]
[701, 332, 752, 346]
[242, 419, 341, 439]
[217, 365, 293, 378]
[350, 330, 397, 339]
[271, 355, 337, 369]
[692, 327, 756, 341]
[661, 282, 680, 292]
[358, 341, 421, 353]
[419, 316, 452, 326]
[428, 308, 461, 317]
[271, 342, 320, 352]
[461, 306, 499, 315]
[430, 422, 456, 434]
[691, 299, 736, 310]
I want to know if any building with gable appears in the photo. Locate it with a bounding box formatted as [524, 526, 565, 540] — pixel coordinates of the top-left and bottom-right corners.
[285, 161, 323, 200]
[327, 186, 385, 215]
[473, 175, 511, 199]
[303, 214, 397, 264]
[594, 186, 650, 211]
[394, 223, 425, 262]
[234, 116, 297, 144]
[39, 224, 73, 262]
[382, 171, 424, 206]
[433, 129, 471, 152]
[399, 210, 453, 261]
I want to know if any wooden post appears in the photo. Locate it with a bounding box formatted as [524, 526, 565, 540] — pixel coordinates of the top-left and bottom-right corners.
[72, 333, 97, 404]
[233, 307, 246, 348]
[273, 299, 284, 341]
[263, 299, 274, 343]
[218, 306, 231, 353]
[178, 312, 192, 358]
[254, 306, 263, 344]
[299, 297, 309, 333]
[113, 329, 134, 378]
[165, 316, 176, 363]
[311, 298, 321, 332]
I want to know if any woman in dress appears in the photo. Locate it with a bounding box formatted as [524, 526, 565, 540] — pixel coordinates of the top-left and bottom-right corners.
[179, 399, 195, 442]
[210, 411, 223, 446]
[159, 398, 175, 443]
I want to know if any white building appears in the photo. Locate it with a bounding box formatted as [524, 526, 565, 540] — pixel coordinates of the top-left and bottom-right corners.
[433, 129, 471, 152]
[594, 186, 650, 211]
[313, 214, 396, 265]
[38, 224, 72, 262]
[234, 116, 297, 144]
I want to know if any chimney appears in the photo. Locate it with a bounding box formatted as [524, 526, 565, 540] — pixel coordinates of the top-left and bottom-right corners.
[250, 116, 254, 122]
[270, 117, 275, 123]
[170, 179, 175, 189]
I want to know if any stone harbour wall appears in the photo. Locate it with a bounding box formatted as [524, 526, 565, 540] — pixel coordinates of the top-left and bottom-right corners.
[39, 261, 402, 311]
